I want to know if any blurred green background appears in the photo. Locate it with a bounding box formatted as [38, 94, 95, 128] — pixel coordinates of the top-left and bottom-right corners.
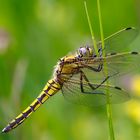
[0, 0, 140, 140]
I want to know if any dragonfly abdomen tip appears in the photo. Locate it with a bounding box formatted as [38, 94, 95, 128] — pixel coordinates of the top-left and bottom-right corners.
[1, 127, 8, 133]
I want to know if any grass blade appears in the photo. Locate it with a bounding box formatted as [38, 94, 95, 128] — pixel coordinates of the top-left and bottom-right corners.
[84, 1, 99, 56]
[84, 0, 115, 139]
[97, 0, 115, 139]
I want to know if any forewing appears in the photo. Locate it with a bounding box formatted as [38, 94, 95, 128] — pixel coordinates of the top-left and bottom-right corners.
[78, 52, 140, 76]
[102, 52, 140, 76]
[98, 27, 138, 53]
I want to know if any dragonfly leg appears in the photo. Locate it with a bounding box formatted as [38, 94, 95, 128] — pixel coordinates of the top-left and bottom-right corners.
[93, 75, 110, 90]
[84, 64, 103, 72]
[80, 70, 109, 95]
[80, 71, 84, 92]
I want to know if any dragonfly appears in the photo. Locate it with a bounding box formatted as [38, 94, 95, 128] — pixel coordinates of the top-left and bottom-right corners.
[2, 27, 140, 133]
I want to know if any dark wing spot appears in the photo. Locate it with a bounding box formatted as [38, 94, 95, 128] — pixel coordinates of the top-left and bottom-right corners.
[114, 86, 122, 90]
[131, 52, 139, 55]
[110, 52, 117, 55]
[126, 27, 132, 30]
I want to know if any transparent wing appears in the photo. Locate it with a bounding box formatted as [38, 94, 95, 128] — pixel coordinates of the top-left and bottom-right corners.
[101, 52, 140, 77]
[61, 52, 140, 107]
[61, 72, 130, 107]
[73, 52, 140, 77]
[97, 27, 138, 53]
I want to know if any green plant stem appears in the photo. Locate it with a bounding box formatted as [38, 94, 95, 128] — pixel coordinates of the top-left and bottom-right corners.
[84, 1, 115, 139]
[84, 1, 98, 56]
[97, 0, 115, 140]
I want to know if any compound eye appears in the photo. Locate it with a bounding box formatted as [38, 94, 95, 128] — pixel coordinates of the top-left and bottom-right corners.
[77, 47, 87, 57]
[77, 46, 93, 58]
[80, 47, 87, 55]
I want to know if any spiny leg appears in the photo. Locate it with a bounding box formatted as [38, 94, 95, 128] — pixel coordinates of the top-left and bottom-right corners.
[80, 71, 84, 92]
[85, 63, 103, 72]
[80, 70, 110, 94]
[85, 46, 103, 72]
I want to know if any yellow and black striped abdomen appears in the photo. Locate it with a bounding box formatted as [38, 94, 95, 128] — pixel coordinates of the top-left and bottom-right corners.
[2, 79, 61, 133]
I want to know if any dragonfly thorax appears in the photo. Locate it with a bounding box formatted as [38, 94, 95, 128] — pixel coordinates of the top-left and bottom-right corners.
[77, 46, 93, 58]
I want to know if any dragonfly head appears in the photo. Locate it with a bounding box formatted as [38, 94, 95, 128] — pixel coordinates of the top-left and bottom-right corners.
[77, 46, 93, 58]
